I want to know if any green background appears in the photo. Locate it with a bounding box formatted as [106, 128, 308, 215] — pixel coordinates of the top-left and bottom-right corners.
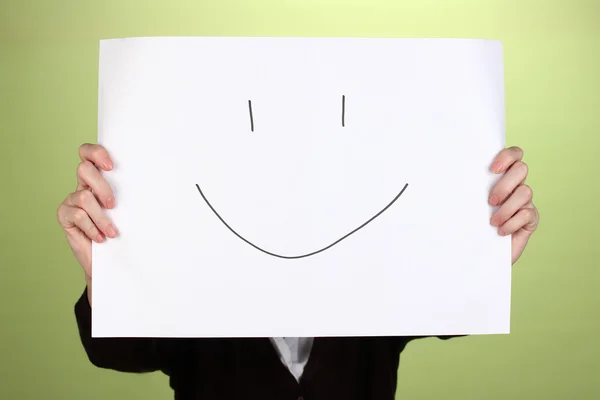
[1, 0, 598, 399]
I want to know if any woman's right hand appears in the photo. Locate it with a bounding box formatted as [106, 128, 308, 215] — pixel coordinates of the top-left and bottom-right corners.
[57, 144, 118, 298]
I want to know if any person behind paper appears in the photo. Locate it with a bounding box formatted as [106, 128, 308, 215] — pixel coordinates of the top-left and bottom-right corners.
[57, 143, 539, 400]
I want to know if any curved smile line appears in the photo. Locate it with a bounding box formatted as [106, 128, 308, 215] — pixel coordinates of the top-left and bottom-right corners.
[195, 182, 409, 259]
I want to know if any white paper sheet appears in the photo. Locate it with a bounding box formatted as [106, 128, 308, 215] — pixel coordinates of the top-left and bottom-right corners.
[92, 37, 511, 338]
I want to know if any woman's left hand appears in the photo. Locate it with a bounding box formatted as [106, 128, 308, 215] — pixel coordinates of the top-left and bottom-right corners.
[488, 146, 540, 265]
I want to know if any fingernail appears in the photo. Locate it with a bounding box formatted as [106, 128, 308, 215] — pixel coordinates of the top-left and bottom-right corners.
[491, 162, 503, 173]
[106, 196, 115, 209]
[104, 159, 113, 170]
[106, 224, 117, 238]
[498, 228, 506, 236]
[95, 234, 104, 243]
[489, 194, 498, 206]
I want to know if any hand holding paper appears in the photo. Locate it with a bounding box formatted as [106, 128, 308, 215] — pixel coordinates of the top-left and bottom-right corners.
[488, 146, 539, 264]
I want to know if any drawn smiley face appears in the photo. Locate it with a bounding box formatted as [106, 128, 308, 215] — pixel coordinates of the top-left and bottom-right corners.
[195, 95, 409, 259]
[96, 37, 508, 338]
[172, 38, 463, 262]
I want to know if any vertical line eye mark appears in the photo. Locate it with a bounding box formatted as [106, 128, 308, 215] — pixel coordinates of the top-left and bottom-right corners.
[342, 95, 345, 127]
[248, 100, 254, 132]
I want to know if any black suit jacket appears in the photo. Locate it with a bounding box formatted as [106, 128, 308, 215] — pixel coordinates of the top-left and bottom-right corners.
[75, 288, 457, 400]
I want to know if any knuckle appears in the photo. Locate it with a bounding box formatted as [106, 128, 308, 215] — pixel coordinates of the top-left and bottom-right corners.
[521, 184, 533, 200]
[78, 143, 91, 158]
[522, 209, 537, 227]
[79, 143, 107, 161]
[72, 209, 88, 224]
[92, 145, 107, 160]
[91, 147, 103, 159]
[56, 202, 66, 221]
[516, 161, 528, 175]
[76, 190, 94, 205]
[77, 160, 92, 176]
[86, 224, 98, 237]
[510, 145, 524, 157]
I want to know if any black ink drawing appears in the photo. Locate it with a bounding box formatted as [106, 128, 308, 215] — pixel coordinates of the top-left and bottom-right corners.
[248, 100, 254, 132]
[195, 183, 408, 259]
[198, 96, 408, 259]
[342, 95, 345, 127]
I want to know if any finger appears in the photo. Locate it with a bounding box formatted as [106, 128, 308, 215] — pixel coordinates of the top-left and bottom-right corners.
[491, 184, 533, 227]
[76, 161, 115, 208]
[79, 143, 113, 171]
[490, 146, 524, 174]
[496, 206, 537, 236]
[61, 205, 105, 243]
[489, 161, 528, 206]
[66, 190, 118, 238]
[511, 228, 534, 265]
